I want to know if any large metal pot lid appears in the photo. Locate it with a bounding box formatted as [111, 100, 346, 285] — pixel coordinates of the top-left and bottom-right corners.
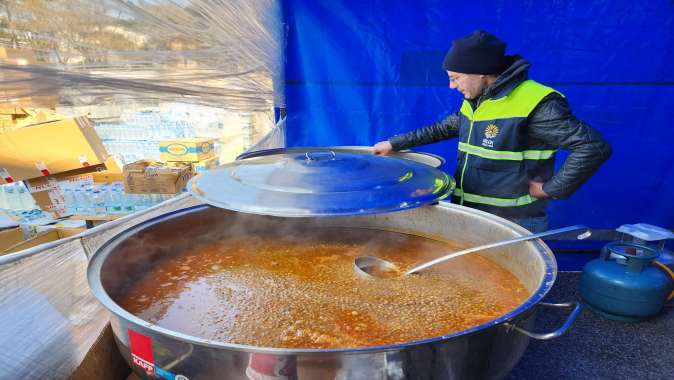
[189, 148, 455, 217]
[237, 146, 446, 168]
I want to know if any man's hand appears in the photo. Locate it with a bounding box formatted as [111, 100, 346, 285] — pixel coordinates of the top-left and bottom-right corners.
[373, 141, 393, 156]
[529, 178, 551, 199]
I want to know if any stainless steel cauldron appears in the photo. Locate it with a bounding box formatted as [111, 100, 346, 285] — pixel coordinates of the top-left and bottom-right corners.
[87, 202, 580, 380]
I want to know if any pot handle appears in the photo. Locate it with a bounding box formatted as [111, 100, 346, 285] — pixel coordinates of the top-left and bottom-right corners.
[505, 301, 582, 340]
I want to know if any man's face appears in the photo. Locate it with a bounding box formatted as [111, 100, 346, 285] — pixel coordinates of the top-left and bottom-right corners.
[447, 71, 489, 100]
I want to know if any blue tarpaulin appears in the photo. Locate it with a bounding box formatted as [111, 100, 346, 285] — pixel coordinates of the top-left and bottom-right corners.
[282, 0, 674, 230]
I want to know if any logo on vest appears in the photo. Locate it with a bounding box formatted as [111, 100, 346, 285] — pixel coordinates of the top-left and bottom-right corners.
[482, 124, 499, 148]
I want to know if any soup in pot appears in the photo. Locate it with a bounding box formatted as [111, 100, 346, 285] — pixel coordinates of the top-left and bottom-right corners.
[116, 227, 528, 349]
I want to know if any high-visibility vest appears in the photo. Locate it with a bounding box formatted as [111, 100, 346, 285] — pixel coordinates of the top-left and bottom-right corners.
[453, 80, 561, 218]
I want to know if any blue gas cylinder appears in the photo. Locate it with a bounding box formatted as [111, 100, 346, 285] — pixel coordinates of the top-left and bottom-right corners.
[580, 241, 673, 322]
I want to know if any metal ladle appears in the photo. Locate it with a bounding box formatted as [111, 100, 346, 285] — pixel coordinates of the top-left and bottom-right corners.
[354, 225, 591, 278]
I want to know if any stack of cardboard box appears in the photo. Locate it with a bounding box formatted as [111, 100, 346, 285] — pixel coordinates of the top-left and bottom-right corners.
[159, 137, 219, 174]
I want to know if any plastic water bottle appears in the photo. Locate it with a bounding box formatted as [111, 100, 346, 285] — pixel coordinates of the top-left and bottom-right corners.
[114, 183, 131, 214]
[0, 185, 8, 209]
[91, 188, 106, 216]
[15, 183, 28, 210]
[23, 183, 38, 210]
[147, 194, 158, 206]
[121, 191, 135, 213]
[108, 186, 123, 214]
[100, 184, 112, 213]
[4, 183, 17, 210]
[79, 187, 94, 215]
[132, 194, 148, 211]
[63, 188, 77, 215]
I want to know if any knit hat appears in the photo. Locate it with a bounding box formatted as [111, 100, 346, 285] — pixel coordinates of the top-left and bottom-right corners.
[442, 30, 509, 75]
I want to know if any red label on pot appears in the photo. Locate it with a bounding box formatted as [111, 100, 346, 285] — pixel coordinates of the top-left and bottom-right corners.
[246, 353, 297, 380]
[128, 329, 155, 375]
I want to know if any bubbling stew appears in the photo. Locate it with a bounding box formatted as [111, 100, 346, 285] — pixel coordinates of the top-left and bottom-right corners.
[116, 227, 528, 349]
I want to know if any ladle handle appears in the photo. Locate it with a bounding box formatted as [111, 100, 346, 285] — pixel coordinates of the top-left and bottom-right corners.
[404, 225, 591, 275]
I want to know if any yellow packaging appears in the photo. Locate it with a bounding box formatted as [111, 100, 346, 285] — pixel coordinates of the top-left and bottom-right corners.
[0, 116, 108, 184]
[124, 160, 193, 194]
[159, 138, 215, 162]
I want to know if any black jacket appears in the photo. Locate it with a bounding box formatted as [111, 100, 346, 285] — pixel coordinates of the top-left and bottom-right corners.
[389, 57, 612, 202]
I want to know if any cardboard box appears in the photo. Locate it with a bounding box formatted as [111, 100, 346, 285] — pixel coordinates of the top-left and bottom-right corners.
[0, 107, 29, 116]
[70, 323, 131, 380]
[159, 138, 215, 162]
[124, 160, 192, 194]
[0, 227, 24, 252]
[92, 156, 124, 184]
[0, 109, 63, 132]
[169, 156, 219, 174]
[25, 165, 103, 218]
[0, 116, 108, 184]
[191, 156, 219, 173]
[58, 171, 95, 190]
[26, 176, 69, 218]
[0, 226, 86, 255]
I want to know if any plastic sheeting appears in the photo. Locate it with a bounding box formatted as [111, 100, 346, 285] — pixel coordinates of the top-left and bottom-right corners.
[0, 0, 284, 111]
[283, 1, 674, 229]
[0, 194, 202, 379]
[0, 132, 293, 379]
[0, 239, 96, 379]
[0, 2, 287, 377]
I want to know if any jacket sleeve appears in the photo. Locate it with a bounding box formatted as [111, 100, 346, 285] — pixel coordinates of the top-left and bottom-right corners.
[389, 112, 460, 151]
[527, 93, 612, 199]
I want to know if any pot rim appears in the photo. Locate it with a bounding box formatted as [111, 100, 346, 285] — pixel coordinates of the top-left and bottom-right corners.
[87, 203, 557, 354]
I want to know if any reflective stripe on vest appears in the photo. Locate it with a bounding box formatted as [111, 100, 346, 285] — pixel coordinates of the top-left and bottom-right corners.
[458, 142, 557, 161]
[453, 188, 536, 207]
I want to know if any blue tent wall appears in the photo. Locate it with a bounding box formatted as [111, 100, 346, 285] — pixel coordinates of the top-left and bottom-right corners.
[282, 1, 674, 229]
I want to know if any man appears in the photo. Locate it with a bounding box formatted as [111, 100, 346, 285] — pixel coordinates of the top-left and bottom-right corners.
[373, 30, 611, 232]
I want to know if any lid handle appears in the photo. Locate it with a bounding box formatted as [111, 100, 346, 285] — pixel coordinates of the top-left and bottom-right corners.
[305, 151, 336, 162]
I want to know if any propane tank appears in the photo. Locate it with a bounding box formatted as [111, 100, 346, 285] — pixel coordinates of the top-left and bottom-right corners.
[581, 237, 674, 322]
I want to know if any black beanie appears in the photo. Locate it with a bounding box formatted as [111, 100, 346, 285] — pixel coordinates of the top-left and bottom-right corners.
[442, 30, 508, 75]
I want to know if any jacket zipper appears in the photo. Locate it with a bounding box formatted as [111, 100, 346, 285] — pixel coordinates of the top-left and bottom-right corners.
[458, 96, 484, 205]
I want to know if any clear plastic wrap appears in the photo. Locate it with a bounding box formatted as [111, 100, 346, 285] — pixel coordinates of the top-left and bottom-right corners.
[0, 238, 106, 379]
[0, 1, 285, 377]
[0, 0, 284, 111]
[0, 194, 202, 379]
